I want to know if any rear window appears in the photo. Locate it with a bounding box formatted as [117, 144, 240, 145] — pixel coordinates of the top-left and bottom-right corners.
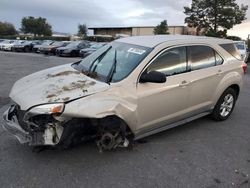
[219, 43, 242, 60]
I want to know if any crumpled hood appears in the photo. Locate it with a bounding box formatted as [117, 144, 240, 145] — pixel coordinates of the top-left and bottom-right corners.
[10, 64, 110, 110]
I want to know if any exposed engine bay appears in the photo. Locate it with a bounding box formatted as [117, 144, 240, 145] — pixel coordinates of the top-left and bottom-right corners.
[4, 104, 132, 152]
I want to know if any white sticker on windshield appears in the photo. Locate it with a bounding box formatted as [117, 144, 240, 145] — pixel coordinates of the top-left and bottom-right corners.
[128, 48, 146, 55]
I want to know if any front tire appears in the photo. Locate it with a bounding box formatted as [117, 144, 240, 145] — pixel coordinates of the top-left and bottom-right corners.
[71, 51, 76, 57]
[212, 88, 237, 121]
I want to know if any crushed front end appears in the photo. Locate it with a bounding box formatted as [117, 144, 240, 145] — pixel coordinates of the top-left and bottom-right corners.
[2, 103, 65, 146]
[2, 103, 132, 151]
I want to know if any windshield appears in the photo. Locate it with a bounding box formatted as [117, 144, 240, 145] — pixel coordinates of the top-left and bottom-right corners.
[2, 40, 13, 44]
[234, 42, 245, 50]
[75, 42, 152, 83]
[90, 43, 106, 49]
[66, 41, 81, 48]
[42, 41, 52, 45]
[22, 41, 32, 45]
[13, 40, 23, 44]
[51, 41, 63, 46]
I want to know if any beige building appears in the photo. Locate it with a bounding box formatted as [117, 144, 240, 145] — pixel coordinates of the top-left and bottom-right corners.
[89, 26, 198, 37]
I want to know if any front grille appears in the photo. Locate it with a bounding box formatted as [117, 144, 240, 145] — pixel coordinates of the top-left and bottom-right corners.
[59, 50, 64, 54]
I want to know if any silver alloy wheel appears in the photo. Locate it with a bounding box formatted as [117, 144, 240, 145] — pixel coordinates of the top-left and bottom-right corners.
[220, 94, 234, 117]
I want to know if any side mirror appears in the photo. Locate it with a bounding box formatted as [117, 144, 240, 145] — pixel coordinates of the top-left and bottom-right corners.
[140, 71, 166, 83]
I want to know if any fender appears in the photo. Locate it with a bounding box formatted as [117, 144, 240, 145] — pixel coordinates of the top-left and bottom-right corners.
[211, 69, 243, 108]
[62, 93, 138, 133]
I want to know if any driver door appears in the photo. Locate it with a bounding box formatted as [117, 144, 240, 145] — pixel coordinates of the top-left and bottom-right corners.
[136, 46, 193, 132]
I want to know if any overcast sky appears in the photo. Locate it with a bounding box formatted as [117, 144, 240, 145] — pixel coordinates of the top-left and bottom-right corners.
[0, 0, 249, 38]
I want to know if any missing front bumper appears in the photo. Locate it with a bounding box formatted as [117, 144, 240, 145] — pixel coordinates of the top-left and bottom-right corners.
[2, 106, 31, 144]
[2, 105, 63, 146]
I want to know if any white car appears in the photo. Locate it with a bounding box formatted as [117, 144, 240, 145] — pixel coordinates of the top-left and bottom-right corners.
[0, 40, 16, 51]
[234, 41, 249, 62]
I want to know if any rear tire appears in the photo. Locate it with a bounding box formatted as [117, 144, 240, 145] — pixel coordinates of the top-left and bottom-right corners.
[212, 88, 237, 121]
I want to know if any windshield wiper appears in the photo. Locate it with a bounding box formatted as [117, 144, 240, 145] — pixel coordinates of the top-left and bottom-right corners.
[106, 49, 117, 84]
[87, 46, 112, 75]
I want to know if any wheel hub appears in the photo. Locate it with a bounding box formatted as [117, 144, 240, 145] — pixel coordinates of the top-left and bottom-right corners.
[220, 94, 234, 117]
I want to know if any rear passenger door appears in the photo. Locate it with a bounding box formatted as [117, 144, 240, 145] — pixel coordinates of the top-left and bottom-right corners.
[187, 45, 224, 114]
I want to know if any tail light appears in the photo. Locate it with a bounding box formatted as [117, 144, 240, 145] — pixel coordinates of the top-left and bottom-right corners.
[242, 63, 247, 74]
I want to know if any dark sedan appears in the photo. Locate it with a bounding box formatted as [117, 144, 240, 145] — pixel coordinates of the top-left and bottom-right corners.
[39, 41, 70, 55]
[79, 42, 107, 58]
[56, 41, 90, 57]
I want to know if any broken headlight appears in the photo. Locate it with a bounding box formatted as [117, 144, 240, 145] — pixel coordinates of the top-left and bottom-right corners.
[29, 103, 65, 115]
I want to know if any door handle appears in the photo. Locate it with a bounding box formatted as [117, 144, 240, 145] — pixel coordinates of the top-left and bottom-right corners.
[216, 70, 223, 76]
[179, 80, 191, 87]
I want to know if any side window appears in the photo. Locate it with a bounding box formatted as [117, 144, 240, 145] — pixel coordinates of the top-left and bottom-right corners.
[220, 43, 242, 60]
[188, 46, 216, 71]
[215, 52, 223, 65]
[147, 47, 187, 76]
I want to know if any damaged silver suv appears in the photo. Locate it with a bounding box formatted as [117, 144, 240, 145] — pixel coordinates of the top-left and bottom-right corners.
[2, 35, 247, 151]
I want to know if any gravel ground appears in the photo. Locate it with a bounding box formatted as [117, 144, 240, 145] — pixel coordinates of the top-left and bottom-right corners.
[0, 51, 250, 188]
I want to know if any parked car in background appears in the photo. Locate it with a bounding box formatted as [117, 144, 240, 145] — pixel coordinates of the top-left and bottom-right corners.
[12, 41, 34, 52]
[0, 40, 16, 51]
[234, 41, 249, 62]
[80, 42, 107, 58]
[39, 41, 70, 55]
[2, 35, 246, 151]
[32, 40, 53, 53]
[56, 41, 90, 57]
[30, 40, 43, 48]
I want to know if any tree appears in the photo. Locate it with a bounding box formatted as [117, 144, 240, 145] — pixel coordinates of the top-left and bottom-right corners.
[0, 22, 17, 35]
[184, 0, 248, 37]
[154, 20, 169, 35]
[78, 24, 87, 37]
[21, 16, 52, 36]
[183, 0, 209, 35]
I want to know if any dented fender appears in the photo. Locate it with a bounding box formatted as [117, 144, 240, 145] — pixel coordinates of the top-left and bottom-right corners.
[62, 92, 138, 133]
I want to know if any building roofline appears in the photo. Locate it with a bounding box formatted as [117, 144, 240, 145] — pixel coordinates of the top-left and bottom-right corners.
[89, 25, 187, 29]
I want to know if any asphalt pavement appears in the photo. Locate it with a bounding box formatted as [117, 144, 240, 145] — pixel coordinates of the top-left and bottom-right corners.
[0, 51, 250, 188]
